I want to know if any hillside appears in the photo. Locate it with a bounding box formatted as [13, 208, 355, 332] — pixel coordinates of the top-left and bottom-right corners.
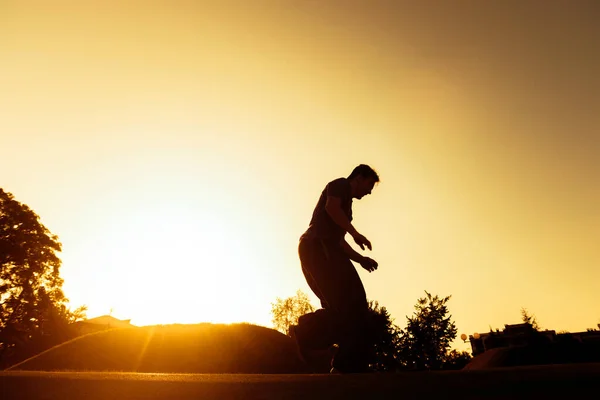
[6, 323, 309, 373]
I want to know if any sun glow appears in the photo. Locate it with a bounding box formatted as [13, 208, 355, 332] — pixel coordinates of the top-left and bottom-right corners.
[65, 192, 274, 327]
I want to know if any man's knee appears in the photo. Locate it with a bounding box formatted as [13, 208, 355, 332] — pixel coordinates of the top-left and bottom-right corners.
[335, 302, 367, 330]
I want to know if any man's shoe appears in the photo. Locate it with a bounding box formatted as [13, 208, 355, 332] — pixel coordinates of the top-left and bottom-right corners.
[290, 325, 338, 373]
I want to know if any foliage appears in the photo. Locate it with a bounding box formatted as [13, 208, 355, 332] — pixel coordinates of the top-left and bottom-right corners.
[0, 189, 85, 366]
[270, 291, 403, 371]
[272, 289, 468, 371]
[520, 307, 541, 330]
[397, 291, 458, 370]
[366, 300, 402, 371]
[270, 290, 315, 335]
[441, 349, 472, 370]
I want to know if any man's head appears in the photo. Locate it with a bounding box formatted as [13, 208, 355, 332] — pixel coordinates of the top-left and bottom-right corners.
[347, 164, 380, 199]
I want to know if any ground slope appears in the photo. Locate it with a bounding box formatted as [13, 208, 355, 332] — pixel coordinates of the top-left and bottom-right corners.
[6, 323, 308, 373]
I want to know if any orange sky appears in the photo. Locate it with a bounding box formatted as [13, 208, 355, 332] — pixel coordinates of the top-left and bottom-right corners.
[1, 1, 598, 350]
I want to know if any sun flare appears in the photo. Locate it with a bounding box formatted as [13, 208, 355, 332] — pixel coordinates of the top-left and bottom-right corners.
[76, 197, 273, 327]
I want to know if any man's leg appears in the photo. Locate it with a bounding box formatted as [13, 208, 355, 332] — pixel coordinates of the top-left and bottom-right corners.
[325, 251, 371, 373]
[297, 238, 372, 373]
[294, 238, 339, 350]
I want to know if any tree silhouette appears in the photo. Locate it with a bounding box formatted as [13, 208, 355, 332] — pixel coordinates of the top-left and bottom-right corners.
[0, 189, 85, 365]
[366, 300, 402, 371]
[441, 349, 472, 370]
[520, 307, 541, 330]
[270, 290, 315, 335]
[397, 291, 458, 370]
[270, 291, 404, 371]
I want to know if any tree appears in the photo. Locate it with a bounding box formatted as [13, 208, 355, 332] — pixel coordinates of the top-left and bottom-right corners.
[0, 189, 84, 364]
[271, 290, 315, 335]
[520, 307, 541, 330]
[441, 349, 472, 370]
[366, 300, 402, 371]
[397, 291, 458, 370]
[270, 291, 403, 371]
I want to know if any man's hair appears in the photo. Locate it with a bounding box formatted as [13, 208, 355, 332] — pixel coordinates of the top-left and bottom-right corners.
[348, 164, 380, 182]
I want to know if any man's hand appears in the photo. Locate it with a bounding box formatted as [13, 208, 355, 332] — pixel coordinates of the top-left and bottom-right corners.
[351, 232, 372, 251]
[359, 256, 378, 273]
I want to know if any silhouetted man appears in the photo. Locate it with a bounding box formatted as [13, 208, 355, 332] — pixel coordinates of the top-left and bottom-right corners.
[292, 164, 379, 373]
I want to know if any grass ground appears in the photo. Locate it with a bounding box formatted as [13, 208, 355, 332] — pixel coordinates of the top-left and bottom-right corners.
[2, 364, 600, 400]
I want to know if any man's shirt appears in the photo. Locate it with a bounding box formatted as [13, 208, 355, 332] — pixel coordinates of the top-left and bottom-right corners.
[303, 177, 353, 243]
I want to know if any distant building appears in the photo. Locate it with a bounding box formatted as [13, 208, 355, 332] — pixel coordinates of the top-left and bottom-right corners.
[73, 315, 135, 336]
[469, 322, 600, 356]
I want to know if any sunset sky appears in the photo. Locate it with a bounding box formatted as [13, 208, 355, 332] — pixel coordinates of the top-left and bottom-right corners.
[1, 1, 598, 350]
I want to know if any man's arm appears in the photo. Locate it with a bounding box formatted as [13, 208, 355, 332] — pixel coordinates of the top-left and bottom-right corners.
[340, 238, 365, 263]
[341, 238, 379, 272]
[325, 196, 358, 236]
[325, 196, 372, 250]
